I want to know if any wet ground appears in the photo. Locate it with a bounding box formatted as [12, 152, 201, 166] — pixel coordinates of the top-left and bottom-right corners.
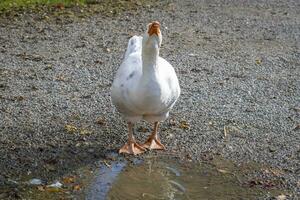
[0, 0, 299, 199]
[18, 153, 288, 199]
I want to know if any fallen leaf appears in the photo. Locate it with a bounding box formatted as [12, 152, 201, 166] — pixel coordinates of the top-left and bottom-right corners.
[96, 117, 107, 125]
[179, 121, 190, 130]
[46, 187, 62, 192]
[65, 125, 77, 134]
[224, 126, 228, 137]
[62, 176, 75, 184]
[103, 160, 111, 168]
[37, 186, 45, 191]
[54, 3, 65, 10]
[255, 58, 262, 65]
[73, 184, 81, 191]
[80, 129, 92, 135]
[217, 169, 229, 174]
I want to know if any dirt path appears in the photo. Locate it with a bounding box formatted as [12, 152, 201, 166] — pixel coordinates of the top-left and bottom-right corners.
[0, 0, 299, 198]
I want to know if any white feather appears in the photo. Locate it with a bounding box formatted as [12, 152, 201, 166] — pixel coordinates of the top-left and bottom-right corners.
[111, 32, 180, 123]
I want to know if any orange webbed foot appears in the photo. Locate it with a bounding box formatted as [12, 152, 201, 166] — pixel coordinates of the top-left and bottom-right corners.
[119, 141, 146, 155]
[142, 136, 165, 150]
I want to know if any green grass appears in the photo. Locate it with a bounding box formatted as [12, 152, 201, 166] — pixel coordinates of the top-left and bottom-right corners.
[0, 0, 86, 11]
[0, 0, 160, 17]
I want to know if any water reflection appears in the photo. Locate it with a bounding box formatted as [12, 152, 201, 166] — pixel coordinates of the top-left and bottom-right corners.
[88, 157, 267, 200]
[86, 161, 127, 200]
[20, 155, 285, 200]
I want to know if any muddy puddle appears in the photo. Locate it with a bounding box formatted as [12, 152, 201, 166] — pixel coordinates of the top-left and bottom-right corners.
[19, 153, 285, 200]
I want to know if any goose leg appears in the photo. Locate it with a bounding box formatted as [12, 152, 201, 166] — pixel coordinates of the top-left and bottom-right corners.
[142, 122, 165, 150]
[119, 122, 146, 155]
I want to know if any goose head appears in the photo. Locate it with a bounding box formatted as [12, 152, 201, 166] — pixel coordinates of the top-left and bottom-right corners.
[142, 21, 162, 53]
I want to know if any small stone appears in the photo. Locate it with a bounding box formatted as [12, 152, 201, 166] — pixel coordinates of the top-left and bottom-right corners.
[269, 146, 276, 152]
[276, 194, 287, 200]
[88, 148, 95, 153]
[29, 178, 42, 185]
[48, 181, 62, 188]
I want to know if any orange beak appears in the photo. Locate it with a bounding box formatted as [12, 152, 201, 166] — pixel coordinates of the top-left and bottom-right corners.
[148, 21, 160, 36]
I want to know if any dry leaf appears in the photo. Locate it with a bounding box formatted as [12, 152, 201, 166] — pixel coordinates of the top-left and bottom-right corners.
[255, 58, 262, 65]
[179, 121, 190, 130]
[80, 129, 92, 135]
[224, 126, 228, 137]
[54, 3, 65, 10]
[46, 187, 62, 192]
[96, 117, 107, 125]
[217, 169, 229, 174]
[62, 176, 75, 184]
[65, 125, 77, 134]
[37, 186, 45, 191]
[73, 185, 81, 191]
[103, 160, 111, 168]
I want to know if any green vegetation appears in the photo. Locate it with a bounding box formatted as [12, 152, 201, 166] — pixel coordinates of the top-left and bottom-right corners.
[0, 0, 159, 18]
[0, 0, 85, 11]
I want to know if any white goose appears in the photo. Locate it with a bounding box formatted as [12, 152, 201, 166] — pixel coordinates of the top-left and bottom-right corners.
[111, 21, 180, 155]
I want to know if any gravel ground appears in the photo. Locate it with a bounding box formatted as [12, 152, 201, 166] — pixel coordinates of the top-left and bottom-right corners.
[0, 0, 299, 198]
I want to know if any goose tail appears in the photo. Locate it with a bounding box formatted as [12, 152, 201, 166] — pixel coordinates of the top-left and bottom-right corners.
[124, 35, 142, 59]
